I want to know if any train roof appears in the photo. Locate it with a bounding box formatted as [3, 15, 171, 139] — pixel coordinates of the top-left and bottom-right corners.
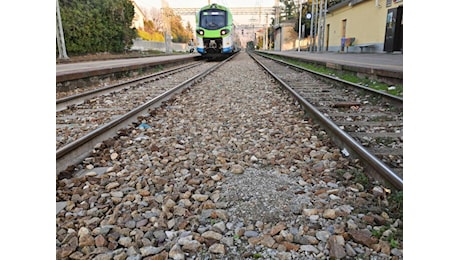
[199, 3, 230, 12]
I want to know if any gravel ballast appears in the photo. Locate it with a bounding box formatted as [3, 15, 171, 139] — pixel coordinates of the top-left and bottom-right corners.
[56, 52, 403, 259]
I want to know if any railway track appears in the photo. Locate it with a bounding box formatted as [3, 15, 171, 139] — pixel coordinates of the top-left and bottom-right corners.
[56, 54, 200, 92]
[56, 58, 231, 176]
[249, 52, 403, 190]
[56, 61, 205, 111]
[56, 61, 210, 149]
[56, 52, 403, 259]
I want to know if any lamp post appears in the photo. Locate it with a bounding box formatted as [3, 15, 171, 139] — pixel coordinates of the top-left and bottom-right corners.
[306, 3, 312, 52]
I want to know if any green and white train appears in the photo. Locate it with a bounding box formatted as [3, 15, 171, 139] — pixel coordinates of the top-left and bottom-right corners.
[195, 3, 240, 59]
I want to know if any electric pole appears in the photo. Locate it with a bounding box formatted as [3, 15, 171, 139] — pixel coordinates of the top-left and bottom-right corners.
[309, 0, 316, 52]
[56, 0, 69, 60]
[161, 0, 172, 54]
[298, 0, 303, 52]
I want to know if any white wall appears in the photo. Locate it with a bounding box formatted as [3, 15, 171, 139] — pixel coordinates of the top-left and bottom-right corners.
[130, 38, 189, 52]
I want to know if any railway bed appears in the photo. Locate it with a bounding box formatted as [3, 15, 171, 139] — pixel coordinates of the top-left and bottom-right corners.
[56, 61, 211, 150]
[56, 52, 403, 259]
[250, 52, 403, 190]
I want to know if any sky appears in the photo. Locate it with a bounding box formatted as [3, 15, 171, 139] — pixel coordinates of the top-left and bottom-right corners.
[135, 0, 276, 9]
[134, 0, 276, 27]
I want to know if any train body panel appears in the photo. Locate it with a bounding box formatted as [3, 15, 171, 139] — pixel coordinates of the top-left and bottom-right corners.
[195, 3, 240, 59]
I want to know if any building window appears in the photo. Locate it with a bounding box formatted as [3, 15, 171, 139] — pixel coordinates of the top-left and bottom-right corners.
[386, 0, 392, 7]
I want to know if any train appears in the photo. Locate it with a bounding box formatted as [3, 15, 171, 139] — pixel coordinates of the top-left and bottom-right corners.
[195, 3, 240, 59]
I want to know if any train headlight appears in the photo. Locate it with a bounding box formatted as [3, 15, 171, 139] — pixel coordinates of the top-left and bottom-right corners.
[220, 29, 229, 35]
[196, 29, 204, 35]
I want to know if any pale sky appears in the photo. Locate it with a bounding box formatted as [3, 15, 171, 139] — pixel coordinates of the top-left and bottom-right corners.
[135, 0, 276, 9]
[134, 0, 277, 27]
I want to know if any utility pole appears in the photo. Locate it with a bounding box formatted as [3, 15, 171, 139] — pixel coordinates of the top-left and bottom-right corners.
[254, 24, 256, 44]
[275, 0, 280, 51]
[321, 0, 328, 51]
[265, 13, 268, 50]
[56, 0, 69, 60]
[317, 0, 323, 51]
[298, 0, 302, 52]
[316, 0, 327, 52]
[275, 0, 280, 25]
[309, 0, 316, 52]
[161, 0, 172, 54]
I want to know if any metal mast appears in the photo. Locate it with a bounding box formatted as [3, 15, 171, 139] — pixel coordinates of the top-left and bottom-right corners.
[56, 0, 69, 60]
[318, 0, 327, 51]
[161, 0, 172, 54]
[298, 0, 302, 52]
[309, 0, 316, 52]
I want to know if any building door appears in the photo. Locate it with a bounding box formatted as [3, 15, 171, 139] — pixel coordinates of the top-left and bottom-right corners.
[341, 19, 347, 52]
[326, 24, 330, 51]
[384, 6, 403, 52]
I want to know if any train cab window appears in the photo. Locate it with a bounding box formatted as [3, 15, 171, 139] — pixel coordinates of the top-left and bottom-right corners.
[200, 10, 227, 29]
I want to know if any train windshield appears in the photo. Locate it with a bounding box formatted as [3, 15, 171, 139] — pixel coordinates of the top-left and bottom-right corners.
[199, 9, 227, 29]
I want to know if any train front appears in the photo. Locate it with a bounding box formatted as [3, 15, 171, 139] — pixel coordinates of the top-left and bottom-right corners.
[195, 3, 233, 57]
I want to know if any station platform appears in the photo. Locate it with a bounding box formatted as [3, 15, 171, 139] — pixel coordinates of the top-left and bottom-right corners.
[56, 50, 403, 83]
[258, 50, 403, 84]
[259, 50, 403, 73]
[56, 54, 200, 82]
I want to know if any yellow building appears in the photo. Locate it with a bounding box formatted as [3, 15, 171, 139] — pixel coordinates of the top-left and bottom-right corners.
[324, 0, 403, 53]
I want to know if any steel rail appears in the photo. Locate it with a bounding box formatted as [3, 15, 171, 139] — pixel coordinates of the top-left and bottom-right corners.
[56, 53, 238, 176]
[248, 52, 403, 190]
[255, 52, 403, 103]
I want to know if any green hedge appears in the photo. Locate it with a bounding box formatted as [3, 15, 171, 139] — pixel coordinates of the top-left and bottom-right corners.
[58, 0, 137, 55]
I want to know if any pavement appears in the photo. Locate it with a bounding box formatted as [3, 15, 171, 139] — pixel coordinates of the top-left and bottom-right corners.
[56, 54, 200, 82]
[56, 50, 403, 82]
[260, 50, 403, 73]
